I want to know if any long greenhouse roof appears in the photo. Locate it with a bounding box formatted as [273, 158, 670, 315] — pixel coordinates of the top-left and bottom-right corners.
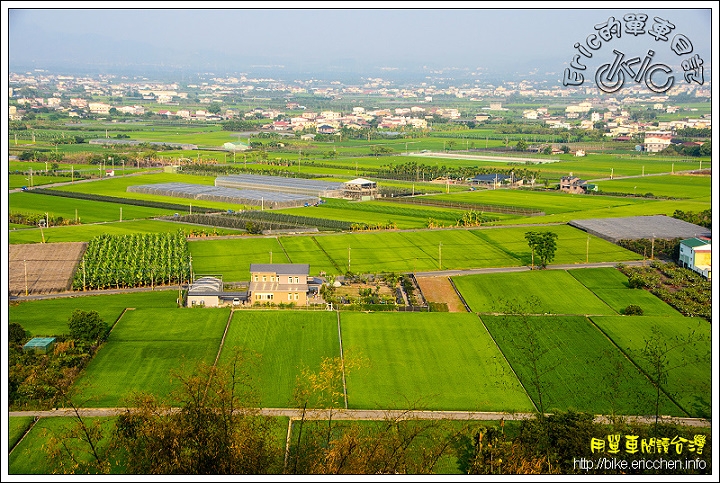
[128, 182, 318, 203]
[215, 174, 344, 191]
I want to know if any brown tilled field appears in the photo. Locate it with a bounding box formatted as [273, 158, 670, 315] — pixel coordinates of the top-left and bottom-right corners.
[415, 276, 467, 312]
[8, 242, 87, 296]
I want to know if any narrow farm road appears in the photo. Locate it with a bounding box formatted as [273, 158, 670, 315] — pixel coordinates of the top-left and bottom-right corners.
[8, 407, 710, 428]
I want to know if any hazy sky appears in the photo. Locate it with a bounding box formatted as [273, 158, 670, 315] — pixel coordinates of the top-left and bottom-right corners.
[4, 4, 716, 78]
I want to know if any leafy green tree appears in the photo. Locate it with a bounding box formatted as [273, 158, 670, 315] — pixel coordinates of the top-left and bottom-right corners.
[115, 349, 282, 474]
[623, 304, 644, 315]
[524, 231, 559, 269]
[208, 102, 222, 115]
[9, 322, 28, 344]
[68, 310, 108, 342]
[516, 139, 527, 151]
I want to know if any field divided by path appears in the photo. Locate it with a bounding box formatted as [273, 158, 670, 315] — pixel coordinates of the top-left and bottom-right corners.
[72, 307, 230, 407]
[9, 290, 179, 336]
[188, 225, 641, 281]
[590, 315, 711, 418]
[480, 315, 684, 416]
[452, 270, 617, 315]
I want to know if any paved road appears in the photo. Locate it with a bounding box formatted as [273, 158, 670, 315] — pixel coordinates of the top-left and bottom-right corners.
[9, 407, 710, 427]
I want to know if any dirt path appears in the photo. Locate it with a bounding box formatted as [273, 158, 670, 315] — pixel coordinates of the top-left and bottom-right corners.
[416, 276, 466, 312]
[7, 407, 710, 427]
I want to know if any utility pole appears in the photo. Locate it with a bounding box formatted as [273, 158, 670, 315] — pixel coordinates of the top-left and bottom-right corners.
[82, 259, 86, 291]
[348, 246, 351, 271]
[651, 234, 655, 260]
[120, 207, 122, 222]
[24, 259, 28, 296]
[438, 242, 442, 270]
[586, 235, 590, 263]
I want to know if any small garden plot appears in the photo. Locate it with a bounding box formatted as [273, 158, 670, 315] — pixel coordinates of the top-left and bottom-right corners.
[340, 312, 535, 412]
[452, 270, 615, 315]
[590, 316, 711, 418]
[9, 290, 178, 336]
[189, 237, 290, 282]
[481, 315, 684, 416]
[8, 242, 86, 295]
[71, 308, 230, 407]
[219, 311, 339, 408]
[569, 267, 682, 316]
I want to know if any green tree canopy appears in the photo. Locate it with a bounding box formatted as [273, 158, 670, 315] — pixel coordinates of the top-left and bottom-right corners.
[525, 231, 559, 269]
[68, 309, 109, 342]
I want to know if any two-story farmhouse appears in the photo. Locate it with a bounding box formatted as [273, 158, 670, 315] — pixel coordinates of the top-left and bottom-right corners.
[678, 237, 712, 280]
[249, 263, 310, 305]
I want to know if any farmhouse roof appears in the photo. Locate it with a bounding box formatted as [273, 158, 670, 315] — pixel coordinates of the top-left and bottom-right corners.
[345, 178, 376, 186]
[250, 263, 310, 275]
[680, 237, 711, 249]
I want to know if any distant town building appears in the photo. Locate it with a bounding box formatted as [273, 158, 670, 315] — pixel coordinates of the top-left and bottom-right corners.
[644, 131, 673, 153]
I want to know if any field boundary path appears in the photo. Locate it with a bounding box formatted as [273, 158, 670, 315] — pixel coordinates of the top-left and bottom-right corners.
[8, 408, 710, 428]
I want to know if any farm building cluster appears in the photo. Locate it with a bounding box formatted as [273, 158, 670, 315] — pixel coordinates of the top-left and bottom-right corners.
[186, 263, 323, 307]
[128, 174, 378, 209]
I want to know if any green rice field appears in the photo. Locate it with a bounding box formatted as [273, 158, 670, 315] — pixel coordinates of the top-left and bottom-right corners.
[9, 220, 244, 244]
[480, 315, 684, 416]
[568, 268, 682, 316]
[8, 417, 121, 475]
[9, 191, 180, 223]
[590, 316, 711, 418]
[9, 290, 179, 336]
[71, 307, 230, 407]
[452, 270, 618, 315]
[218, 310, 340, 408]
[341, 312, 535, 412]
[594, 174, 711, 199]
[187, 225, 640, 281]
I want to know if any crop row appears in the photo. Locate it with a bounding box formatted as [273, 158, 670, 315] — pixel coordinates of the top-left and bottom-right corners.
[170, 211, 354, 232]
[27, 188, 216, 213]
[384, 196, 544, 216]
[72, 232, 191, 290]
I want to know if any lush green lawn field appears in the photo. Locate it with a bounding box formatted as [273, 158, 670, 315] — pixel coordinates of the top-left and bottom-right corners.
[9, 290, 178, 336]
[276, 236, 340, 274]
[8, 174, 73, 189]
[277, 198, 473, 229]
[452, 270, 617, 315]
[590, 316, 711, 418]
[481, 315, 684, 416]
[9, 220, 244, 244]
[504, 197, 712, 225]
[72, 307, 229, 407]
[9, 416, 35, 451]
[420, 189, 651, 215]
[189, 225, 640, 281]
[568, 268, 682, 316]
[189, 237, 290, 281]
[218, 310, 340, 407]
[9, 191, 180, 223]
[594, 174, 711, 199]
[341, 312, 535, 412]
[468, 225, 641, 265]
[8, 417, 122, 475]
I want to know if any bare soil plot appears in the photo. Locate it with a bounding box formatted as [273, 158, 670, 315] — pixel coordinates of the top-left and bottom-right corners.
[8, 242, 87, 295]
[416, 276, 466, 312]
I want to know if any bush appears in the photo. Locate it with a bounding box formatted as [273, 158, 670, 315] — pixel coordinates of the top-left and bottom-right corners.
[623, 304, 644, 315]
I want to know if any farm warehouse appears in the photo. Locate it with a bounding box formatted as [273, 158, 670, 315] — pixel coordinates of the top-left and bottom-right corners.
[127, 182, 318, 208]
